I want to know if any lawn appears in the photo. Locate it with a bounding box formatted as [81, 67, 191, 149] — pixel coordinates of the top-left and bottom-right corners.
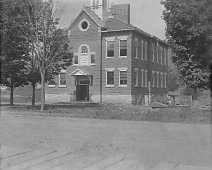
[2, 103, 211, 124]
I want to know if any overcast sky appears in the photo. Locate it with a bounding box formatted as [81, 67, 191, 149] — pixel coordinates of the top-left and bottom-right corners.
[58, 0, 166, 40]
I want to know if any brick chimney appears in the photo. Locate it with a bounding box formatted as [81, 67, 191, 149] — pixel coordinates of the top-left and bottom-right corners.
[111, 4, 130, 24]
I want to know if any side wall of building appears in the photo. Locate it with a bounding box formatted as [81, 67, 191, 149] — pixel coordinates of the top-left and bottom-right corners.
[131, 32, 168, 105]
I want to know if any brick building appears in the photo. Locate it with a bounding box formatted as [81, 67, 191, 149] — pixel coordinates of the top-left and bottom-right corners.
[46, 0, 168, 105]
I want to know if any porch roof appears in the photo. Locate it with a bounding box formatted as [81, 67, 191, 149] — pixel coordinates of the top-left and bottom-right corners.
[70, 68, 91, 76]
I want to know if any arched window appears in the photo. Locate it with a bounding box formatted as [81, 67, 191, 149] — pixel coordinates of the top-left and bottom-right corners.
[81, 46, 88, 54]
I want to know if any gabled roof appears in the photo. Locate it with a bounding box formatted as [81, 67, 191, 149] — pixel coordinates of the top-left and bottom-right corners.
[68, 6, 106, 30]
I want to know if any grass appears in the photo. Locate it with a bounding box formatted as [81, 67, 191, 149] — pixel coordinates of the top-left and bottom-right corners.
[2, 103, 211, 124]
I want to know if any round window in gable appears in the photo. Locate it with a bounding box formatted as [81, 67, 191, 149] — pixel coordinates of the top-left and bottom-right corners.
[81, 21, 88, 30]
[79, 19, 90, 31]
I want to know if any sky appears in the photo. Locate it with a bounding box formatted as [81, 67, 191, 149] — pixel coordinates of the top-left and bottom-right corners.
[58, 0, 166, 40]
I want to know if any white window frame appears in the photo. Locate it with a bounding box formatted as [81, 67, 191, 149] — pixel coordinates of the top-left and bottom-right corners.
[134, 68, 139, 87]
[118, 67, 128, 87]
[58, 69, 67, 88]
[144, 41, 148, 61]
[152, 44, 155, 62]
[105, 68, 115, 87]
[161, 72, 163, 88]
[141, 40, 144, 60]
[135, 40, 138, 59]
[145, 70, 148, 87]
[152, 71, 155, 87]
[118, 36, 128, 58]
[106, 37, 115, 58]
[78, 18, 90, 32]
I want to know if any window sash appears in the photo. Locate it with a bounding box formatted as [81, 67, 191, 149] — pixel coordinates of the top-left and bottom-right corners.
[120, 40, 127, 57]
[145, 41, 148, 61]
[141, 40, 144, 60]
[106, 71, 114, 85]
[120, 71, 127, 85]
[156, 72, 159, 87]
[59, 73, 66, 86]
[135, 41, 138, 59]
[135, 69, 138, 86]
[91, 53, 95, 64]
[152, 44, 155, 62]
[164, 73, 167, 88]
[141, 70, 144, 87]
[107, 41, 114, 57]
[81, 46, 88, 54]
[73, 55, 79, 65]
[145, 70, 148, 87]
[152, 72, 155, 87]
[161, 73, 163, 88]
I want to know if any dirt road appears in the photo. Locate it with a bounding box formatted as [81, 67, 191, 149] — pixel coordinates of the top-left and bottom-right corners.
[1, 111, 212, 170]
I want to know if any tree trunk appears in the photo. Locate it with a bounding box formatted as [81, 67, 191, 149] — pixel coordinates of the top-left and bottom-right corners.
[193, 87, 198, 107]
[10, 81, 14, 106]
[41, 62, 45, 112]
[32, 82, 36, 107]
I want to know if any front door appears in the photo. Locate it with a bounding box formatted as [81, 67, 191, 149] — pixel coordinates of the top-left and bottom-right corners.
[76, 85, 89, 101]
[76, 75, 90, 101]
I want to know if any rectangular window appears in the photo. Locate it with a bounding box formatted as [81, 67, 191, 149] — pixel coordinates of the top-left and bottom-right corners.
[135, 41, 138, 59]
[162, 48, 164, 65]
[119, 70, 127, 86]
[152, 44, 155, 62]
[157, 46, 159, 63]
[73, 54, 79, 65]
[141, 69, 144, 87]
[156, 71, 159, 87]
[90, 53, 95, 65]
[141, 40, 144, 60]
[164, 73, 167, 88]
[160, 47, 163, 64]
[145, 70, 148, 87]
[152, 71, 155, 87]
[161, 72, 163, 88]
[106, 71, 114, 87]
[59, 73, 66, 87]
[107, 41, 114, 58]
[144, 41, 148, 61]
[164, 49, 167, 65]
[120, 40, 127, 57]
[134, 68, 139, 87]
[158, 46, 161, 64]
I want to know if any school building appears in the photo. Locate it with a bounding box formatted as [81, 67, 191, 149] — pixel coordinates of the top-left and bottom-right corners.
[45, 0, 168, 105]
